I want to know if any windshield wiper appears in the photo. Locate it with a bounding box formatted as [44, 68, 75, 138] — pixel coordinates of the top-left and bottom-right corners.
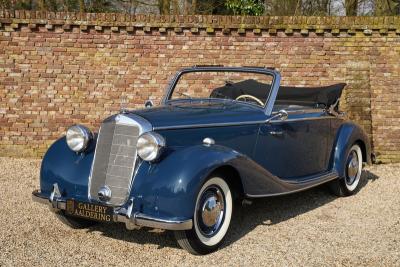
[170, 91, 234, 106]
[175, 91, 193, 99]
[210, 91, 232, 101]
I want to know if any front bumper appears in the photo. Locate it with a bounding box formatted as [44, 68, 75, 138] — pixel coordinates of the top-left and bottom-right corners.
[32, 189, 192, 231]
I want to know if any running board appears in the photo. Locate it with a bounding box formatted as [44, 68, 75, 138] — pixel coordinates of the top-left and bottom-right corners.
[246, 171, 338, 198]
[283, 171, 339, 185]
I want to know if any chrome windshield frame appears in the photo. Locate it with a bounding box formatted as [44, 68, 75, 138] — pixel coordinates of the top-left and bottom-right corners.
[161, 66, 281, 116]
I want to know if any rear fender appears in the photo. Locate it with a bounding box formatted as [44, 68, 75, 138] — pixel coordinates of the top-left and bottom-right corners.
[331, 122, 371, 178]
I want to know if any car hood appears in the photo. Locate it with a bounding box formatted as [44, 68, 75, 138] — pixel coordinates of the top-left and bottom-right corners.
[130, 101, 266, 130]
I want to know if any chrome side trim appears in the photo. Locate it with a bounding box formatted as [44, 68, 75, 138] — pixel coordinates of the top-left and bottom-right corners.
[154, 120, 266, 130]
[153, 116, 338, 130]
[246, 171, 339, 198]
[273, 108, 326, 115]
[31, 190, 192, 231]
[270, 116, 339, 123]
[284, 171, 338, 185]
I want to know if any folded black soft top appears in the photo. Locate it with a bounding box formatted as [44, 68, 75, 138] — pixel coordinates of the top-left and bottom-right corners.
[210, 79, 346, 108]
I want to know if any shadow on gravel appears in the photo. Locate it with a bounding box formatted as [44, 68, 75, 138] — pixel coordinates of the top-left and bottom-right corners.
[223, 169, 380, 249]
[88, 169, 379, 251]
[89, 223, 179, 249]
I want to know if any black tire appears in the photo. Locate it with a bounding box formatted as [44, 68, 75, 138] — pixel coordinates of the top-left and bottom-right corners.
[329, 144, 363, 197]
[174, 176, 233, 255]
[55, 211, 98, 229]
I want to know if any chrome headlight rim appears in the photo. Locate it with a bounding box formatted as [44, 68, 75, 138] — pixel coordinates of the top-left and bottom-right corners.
[137, 132, 166, 162]
[66, 124, 92, 153]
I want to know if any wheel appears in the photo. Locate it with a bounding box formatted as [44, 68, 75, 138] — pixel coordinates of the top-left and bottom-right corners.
[55, 211, 98, 229]
[174, 176, 233, 255]
[329, 144, 363, 197]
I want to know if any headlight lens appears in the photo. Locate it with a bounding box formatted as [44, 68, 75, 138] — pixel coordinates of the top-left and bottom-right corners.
[137, 132, 165, 161]
[66, 125, 92, 152]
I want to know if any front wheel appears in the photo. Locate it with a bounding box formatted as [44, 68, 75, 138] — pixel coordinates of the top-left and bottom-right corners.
[174, 176, 233, 255]
[329, 144, 363, 197]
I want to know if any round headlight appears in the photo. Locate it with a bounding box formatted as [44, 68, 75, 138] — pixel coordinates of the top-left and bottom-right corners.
[66, 125, 92, 152]
[137, 132, 165, 162]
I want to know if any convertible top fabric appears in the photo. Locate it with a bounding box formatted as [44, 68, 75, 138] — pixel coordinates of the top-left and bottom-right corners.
[210, 79, 346, 108]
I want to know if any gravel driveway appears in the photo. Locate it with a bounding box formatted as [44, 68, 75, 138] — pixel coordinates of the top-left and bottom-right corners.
[1, 157, 399, 266]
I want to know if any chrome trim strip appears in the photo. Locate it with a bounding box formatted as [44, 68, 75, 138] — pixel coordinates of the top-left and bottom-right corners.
[283, 171, 338, 185]
[31, 190, 192, 231]
[153, 116, 338, 130]
[154, 120, 266, 130]
[273, 108, 326, 115]
[270, 116, 339, 123]
[246, 172, 338, 198]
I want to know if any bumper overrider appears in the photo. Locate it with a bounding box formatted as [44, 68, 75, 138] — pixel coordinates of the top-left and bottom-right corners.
[32, 189, 192, 231]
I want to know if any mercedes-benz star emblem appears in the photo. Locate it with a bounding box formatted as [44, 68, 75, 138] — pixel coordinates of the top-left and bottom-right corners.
[98, 186, 112, 202]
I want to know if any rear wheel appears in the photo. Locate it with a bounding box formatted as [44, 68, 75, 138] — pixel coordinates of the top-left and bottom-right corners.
[330, 144, 363, 197]
[174, 176, 233, 255]
[55, 211, 98, 229]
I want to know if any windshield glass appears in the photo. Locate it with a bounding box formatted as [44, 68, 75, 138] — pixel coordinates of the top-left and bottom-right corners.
[168, 70, 274, 107]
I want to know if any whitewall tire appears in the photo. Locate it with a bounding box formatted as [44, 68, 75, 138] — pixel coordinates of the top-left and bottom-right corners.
[330, 144, 363, 197]
[174, 176, 233, 255]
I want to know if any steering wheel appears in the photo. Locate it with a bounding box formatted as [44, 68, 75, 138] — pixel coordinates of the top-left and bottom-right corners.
[235, 95, 264, 106]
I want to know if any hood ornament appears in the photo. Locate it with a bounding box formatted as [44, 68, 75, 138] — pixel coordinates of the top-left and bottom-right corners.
[120, 94, 128, 114]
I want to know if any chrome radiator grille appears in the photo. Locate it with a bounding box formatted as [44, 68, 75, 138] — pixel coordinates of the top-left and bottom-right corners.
[89, 114, 150, 206]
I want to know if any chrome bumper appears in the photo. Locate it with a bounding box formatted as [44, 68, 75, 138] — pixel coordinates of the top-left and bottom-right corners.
[32, 189, 192, 231]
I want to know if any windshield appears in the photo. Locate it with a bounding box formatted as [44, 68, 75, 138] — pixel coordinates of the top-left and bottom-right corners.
[167, 70, 274, 107]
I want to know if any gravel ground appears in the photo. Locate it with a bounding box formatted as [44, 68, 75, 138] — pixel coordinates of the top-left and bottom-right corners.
[1, 157, 399, 266]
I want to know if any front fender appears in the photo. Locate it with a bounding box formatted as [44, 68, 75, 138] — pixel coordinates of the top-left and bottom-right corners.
[332, 122, 372, 178]
[39, 136, 95, 199]
[39, 138, 245, 221]
[129, 144, 241, 221]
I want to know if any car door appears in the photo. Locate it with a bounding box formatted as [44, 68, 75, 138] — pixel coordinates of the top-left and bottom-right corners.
[253, 109, 331, 180]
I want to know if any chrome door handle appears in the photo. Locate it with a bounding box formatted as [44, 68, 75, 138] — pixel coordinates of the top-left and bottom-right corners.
[269, 131, 284, 136]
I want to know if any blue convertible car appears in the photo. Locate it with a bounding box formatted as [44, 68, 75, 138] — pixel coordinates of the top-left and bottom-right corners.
[32, 66, 371, 254]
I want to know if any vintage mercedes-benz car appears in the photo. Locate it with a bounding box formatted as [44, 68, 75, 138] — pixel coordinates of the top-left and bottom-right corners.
[32, 66, 372, 254]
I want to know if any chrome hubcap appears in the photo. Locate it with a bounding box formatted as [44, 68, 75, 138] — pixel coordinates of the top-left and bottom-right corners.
[197, 186, 225, 236]
[202, 196, 222, 227]
[346, 151, 359, 185]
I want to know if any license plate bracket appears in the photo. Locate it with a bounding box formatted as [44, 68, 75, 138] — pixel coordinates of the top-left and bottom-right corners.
[65, 199, 113, 222]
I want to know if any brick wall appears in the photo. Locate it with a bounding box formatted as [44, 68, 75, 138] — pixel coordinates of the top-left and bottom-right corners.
[0, 11, 399, 163]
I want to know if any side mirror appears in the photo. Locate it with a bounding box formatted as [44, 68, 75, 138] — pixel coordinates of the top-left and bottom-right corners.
[266, 109, 288, 123]
[144, 100, 153, 108]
